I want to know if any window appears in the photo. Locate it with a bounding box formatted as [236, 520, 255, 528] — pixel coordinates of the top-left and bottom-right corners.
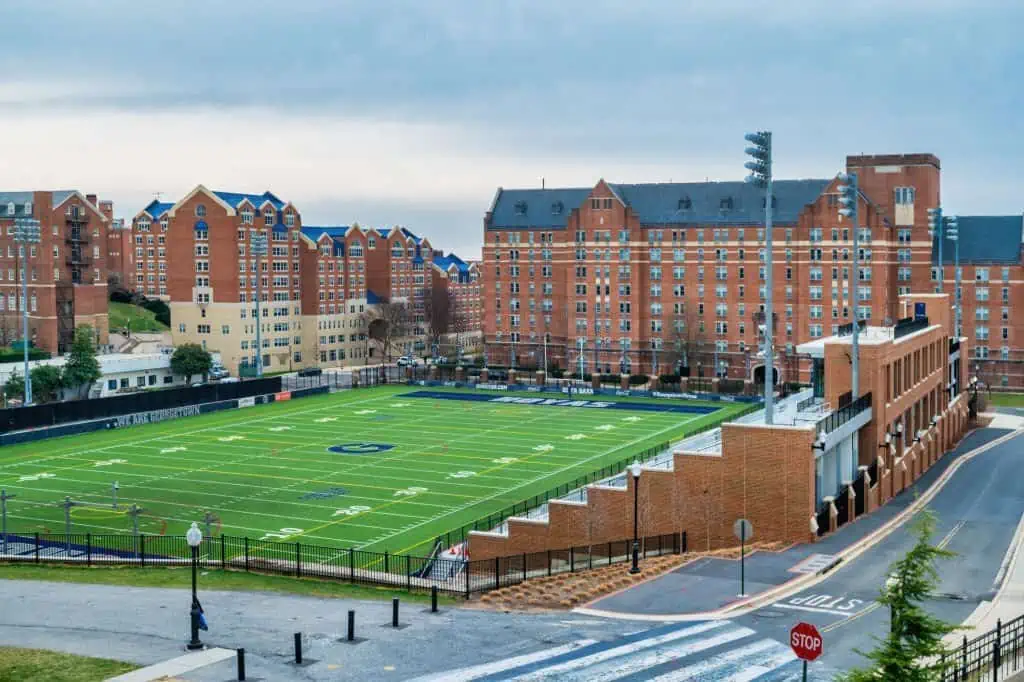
[894, 187, 915, 205]
[976, 267, 990, 282]
[897, 229, 911, 243]
[195, 204, 206, 217]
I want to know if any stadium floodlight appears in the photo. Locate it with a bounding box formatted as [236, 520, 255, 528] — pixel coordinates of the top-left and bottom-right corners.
[836, 172, 861, 400]
[13, 217, 40, 405]
[250, 232, 269, 377]
[744, 131, 774, 424]
[945, 215, 960, 338]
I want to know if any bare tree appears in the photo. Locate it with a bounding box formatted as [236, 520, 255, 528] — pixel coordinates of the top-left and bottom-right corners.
[666, 302, 708, 376]
[362, 301, 413, 362]
[423, 286, 456, 352]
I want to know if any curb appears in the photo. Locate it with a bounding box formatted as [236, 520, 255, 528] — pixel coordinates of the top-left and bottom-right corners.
[574, 426, 1024, 622]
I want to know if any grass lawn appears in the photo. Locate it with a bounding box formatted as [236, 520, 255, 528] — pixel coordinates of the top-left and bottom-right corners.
[0, 646, 137, 682]
[108, 301, 168, 333]
[988, 392, 1024, 407]
[0, 563, 455, 604]
[0, 385, 745, 556]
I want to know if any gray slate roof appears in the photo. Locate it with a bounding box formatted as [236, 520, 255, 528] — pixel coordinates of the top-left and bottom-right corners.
[487, 179, 830, 229]
[932, 215, 1023, 265]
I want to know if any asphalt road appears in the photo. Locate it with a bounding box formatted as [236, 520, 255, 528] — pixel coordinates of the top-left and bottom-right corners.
[736, 427, 1024, 673]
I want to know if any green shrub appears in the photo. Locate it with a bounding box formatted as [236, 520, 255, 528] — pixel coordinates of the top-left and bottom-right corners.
[628, 374, 649, 386]
[0, 348, 50, 364]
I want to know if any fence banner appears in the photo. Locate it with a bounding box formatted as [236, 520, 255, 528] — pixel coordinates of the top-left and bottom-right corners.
[238, 397, 256, 408]
[275, 391, 292, 402]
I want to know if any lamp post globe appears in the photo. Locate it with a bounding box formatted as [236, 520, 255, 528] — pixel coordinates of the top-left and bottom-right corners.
[630, 461, 642, 574]
[186, 522, 204, 650]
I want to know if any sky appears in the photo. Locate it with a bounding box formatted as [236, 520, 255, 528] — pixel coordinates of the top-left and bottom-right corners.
[0, 0, 1021, 258]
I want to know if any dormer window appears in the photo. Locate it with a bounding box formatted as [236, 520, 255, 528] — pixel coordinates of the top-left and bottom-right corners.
[551, 201, 564, 215]
[720, 197, 734, 211]
[23, 202, 31, 215]
[241, 210, 254, 225]
[263, 210, 274, 226]
[514, 200, 528, 216]
[678, 197, 692, 211]
[6, 202, 14, 216]
[284, 212, 295, 227]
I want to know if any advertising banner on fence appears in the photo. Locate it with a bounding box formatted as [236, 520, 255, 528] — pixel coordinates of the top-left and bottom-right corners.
[238, 397, 256, 408]
[275, 391, 292, 402]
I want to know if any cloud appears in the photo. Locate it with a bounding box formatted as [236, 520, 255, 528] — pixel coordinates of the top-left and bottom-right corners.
[0, 0, 1021, 252]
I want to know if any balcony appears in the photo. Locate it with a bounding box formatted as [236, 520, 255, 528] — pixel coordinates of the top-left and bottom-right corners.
[65, 231, 90, 244]
[65, 212, 89, 225]
[66, 255, 93, 267]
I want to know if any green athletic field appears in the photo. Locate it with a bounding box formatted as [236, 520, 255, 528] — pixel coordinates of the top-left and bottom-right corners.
[0, 386, 746, 556]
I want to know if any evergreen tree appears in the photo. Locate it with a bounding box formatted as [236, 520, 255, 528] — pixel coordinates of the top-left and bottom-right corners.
[842, 509, 957, 681]
[63, 325, 101, 398]
[3, 371, 24, 403]
[30, 364, 64, 403]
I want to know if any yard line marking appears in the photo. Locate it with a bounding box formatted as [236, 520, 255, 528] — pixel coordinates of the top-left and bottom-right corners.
[391, 415, 691, 554]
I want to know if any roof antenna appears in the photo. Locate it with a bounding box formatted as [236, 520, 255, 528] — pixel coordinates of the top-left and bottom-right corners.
[153, 191, 163, 201]
[541, 177, 545, 190]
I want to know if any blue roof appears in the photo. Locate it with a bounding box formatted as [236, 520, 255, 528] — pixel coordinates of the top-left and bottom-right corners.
[367, 290, 384, 305]
[142, 200, 174, 219]
[400, 227, 423, 244]
[301, 226, 350, 255]
[213, 190, 285, 210]
[433, 252, 474, 282]
[487, 180, 830, 229]
[376, 227, 393, 238]
[933, 215, 1022, 265]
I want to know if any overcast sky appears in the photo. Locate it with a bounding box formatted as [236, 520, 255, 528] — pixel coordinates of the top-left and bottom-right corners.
[0, 0, 1020, 258]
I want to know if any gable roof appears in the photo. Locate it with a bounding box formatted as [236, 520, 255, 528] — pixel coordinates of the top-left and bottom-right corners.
[140, 200, 174, 220]
[0, 191, 36, 218]
[213, 190, 285, 210]
[487, 180, 831, 229]
[933, 215, 1023, 265]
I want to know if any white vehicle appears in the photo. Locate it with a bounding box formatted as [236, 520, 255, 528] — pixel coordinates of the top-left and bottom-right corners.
[397, 356, 413, 367]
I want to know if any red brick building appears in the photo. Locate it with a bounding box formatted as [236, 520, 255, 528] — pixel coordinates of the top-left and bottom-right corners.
[431, 251, 482, 348]
[0, 190, 111, 355]
[105, 217, 134, 290]
[481, 153, 951, 383]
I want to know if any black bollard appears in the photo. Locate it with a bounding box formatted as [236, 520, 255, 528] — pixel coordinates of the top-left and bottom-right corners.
[392, 597, 399, 627]
[431, 585, 438, 613]
[294, 632, 302, 664]
[237, 648, 246, 681]
[347, 609, 355, 641]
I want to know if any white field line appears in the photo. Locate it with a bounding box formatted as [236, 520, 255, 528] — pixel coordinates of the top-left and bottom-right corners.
[372, 412, 695, 554]
[0, 391, 387, 471]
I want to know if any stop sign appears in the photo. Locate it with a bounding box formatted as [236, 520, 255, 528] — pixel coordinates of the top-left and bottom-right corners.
[790, 622, 823, 661]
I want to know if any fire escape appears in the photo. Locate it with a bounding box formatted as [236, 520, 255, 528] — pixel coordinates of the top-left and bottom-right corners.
[59, 207, 91, 353]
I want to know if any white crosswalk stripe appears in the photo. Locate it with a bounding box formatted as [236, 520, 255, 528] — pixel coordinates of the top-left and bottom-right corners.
[410, 619, 825, 681]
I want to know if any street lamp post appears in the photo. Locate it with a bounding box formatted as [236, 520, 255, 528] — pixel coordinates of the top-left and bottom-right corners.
[947, 217, 960, 339]
[186, 521, 204, 650]
[745, 131, 774, 424]
[14, 218, 40, 405]
[250, 233, 268, 378]
[629, 460, 642, 574]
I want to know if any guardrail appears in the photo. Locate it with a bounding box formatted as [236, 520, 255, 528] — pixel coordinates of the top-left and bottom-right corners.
[0, 530, 685, 598]
[819, 392, 872, 435]
[941, 614, 1024, 681]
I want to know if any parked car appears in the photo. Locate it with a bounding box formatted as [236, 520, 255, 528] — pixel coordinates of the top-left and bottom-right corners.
[397, 356, 413, 367]
[210, 364, 229, 380]
[219, 376, 240, 384]
[297, 367, 322, 377]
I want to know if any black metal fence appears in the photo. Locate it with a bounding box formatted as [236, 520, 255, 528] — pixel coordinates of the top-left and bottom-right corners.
[1, 530, 684, 598]
[0, 377, 283, 434]
[941, 615, 1024, 681]
[820, 392, 872, 435]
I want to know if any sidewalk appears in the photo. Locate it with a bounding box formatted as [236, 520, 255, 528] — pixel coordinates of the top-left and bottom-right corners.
[583, 423, 1022, 620]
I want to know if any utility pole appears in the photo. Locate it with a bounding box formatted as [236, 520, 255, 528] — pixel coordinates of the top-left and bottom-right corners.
[14, 218, 40, 405]
[838, 172, 860, 398]
[745, 132, 774, 424]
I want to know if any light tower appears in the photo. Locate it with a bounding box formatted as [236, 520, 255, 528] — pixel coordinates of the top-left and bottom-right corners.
[836, 172, 860, 398]
[744, 131, 774, 424]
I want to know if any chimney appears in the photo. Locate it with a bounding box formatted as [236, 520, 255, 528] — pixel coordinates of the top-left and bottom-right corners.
[86, 193, 98, 205]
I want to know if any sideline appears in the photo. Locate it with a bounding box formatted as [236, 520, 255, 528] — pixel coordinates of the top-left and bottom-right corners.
[574, 425, 1024, 622]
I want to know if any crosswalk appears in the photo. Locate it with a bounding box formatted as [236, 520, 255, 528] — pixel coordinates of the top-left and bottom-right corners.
[412, 620, 836, 681]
